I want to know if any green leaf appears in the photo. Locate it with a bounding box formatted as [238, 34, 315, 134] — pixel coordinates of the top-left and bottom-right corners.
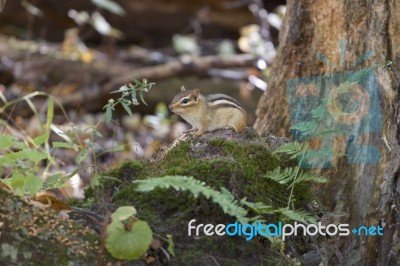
[6, 150, 48, 164]
[131, 89, 137, 102]
[25, 175, 43, 194]
[139, 90, 147, 105]
[166, 234, 175, 257]
[33, 133, 49, 146]
[311, 104, 325, 118]
[272, 142, 305, 156]
[6, 172, 25, 195]
[44, 173, 69, 189]
[104, 105, 113, 124]
[0, 135, 13, 149]
[91, 0, 126, 16]
[106, 220, 152, 260]
[111, 206, 137, 221]
[75, 148, 89, 164]
[278, 209, 317, 224]
[134, 176, 248, 222]
[264, 166, 298, 185]
[121, 101, 133, 116]
[289, 171, 327, 187]
[90, 173, 101, 188]
[290, 121, 317, 133]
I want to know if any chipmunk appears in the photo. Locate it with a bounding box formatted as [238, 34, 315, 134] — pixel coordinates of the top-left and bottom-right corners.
[168, 86, 247, 135]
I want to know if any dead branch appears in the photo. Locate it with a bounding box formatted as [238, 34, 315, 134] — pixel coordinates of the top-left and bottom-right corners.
[59, 54, 260, 109]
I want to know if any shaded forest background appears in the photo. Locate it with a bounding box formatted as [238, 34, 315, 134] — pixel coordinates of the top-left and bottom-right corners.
[2, 0, 399, 265]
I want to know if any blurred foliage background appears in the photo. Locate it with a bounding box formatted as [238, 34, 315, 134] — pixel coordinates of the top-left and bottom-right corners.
[0, 0, 286, 197]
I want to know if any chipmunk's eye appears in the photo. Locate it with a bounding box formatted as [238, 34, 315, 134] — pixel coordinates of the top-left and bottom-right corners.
[181, 98, 189, 104]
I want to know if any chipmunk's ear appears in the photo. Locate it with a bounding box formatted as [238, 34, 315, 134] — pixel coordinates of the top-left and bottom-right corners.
[181, 86, 186, 91]
[192, 89, 200, 101]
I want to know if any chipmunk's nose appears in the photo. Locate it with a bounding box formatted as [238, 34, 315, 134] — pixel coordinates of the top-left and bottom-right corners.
[168, 104, 173, 111]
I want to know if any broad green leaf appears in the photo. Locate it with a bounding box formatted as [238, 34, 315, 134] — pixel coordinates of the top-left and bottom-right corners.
[104, 105, 113, 124]
[111, 206, 137, 221]
[121, 101, 133, 116]
[7, 172, 25, 195]
[33, 133, 49, 146]
[25, 175, 43, 194]
[0, 156, 13, 166]
[0, 135, 13, 149]
[90, 173, 101, 188]
[106, 220, 152, 260]
[75, 148, 89, 164]
[6, 150, 48, 164]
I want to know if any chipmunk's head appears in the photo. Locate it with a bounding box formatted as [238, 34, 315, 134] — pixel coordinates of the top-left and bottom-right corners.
[169, 86, 201, 115]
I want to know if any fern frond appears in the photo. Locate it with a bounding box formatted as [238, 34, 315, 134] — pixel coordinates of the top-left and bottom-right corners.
[134, 176, 248, 223]
[290, 121, 317, 133]
[241, 199, 275, 214]
[277, 208, 317, 224]
[264, 166, 298, 185]
[311, 103, 325, 118]
[272, 142, 306, 156]
[289, 171, 327, 188]
[265, 166, 327, 188]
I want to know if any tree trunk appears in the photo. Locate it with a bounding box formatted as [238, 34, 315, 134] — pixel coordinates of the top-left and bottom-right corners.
[254, 0, 400, 265]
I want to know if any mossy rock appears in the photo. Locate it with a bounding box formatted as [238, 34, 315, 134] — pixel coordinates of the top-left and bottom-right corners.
[0, 189, 101, 266]
[85, 129, 318, 265]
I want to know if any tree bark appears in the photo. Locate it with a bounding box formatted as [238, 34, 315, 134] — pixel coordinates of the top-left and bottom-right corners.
[254, 0, 400, 265]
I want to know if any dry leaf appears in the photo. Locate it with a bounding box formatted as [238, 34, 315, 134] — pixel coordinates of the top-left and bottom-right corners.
[33, 191, 72, 212]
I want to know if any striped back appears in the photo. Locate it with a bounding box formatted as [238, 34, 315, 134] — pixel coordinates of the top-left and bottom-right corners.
[206, 94, 246, 114]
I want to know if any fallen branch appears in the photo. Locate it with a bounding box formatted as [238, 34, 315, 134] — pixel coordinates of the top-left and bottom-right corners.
[60, 54, 260, 109]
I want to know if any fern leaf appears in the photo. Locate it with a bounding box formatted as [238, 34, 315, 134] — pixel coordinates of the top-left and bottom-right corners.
[264, 166, 299, 185]
[272, 142, 306, 156]
[134, 176, 248, 223]
[290, 121, 317, 133]
[289, 171, 328, 188]
[311, 104, 325, 118]
[277, 208, 317, 224]
[265, 166, 327, 188]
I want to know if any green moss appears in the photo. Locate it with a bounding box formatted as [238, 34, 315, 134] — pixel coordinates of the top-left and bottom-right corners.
[86, 136, 317, 265]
